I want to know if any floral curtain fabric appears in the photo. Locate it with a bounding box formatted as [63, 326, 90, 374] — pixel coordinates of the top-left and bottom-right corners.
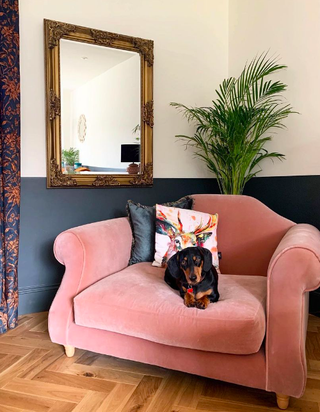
[0, 0, 20, 333]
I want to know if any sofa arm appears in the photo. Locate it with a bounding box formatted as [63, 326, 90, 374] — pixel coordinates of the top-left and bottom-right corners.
[266, 224, 320, 398]
[48, 217, 132, 345]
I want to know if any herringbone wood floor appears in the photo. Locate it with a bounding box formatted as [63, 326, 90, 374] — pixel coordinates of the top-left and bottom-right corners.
[0, 313, 320, 411]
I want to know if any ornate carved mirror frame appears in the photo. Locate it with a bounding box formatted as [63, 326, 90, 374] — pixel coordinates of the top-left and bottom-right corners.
[44, 19, 153, 188]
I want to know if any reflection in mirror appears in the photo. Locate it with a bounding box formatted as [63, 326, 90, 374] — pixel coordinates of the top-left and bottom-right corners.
[60, 39, 141, 175]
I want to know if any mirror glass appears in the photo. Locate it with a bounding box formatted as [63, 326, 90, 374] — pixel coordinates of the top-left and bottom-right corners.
[60, 39, 141, 175]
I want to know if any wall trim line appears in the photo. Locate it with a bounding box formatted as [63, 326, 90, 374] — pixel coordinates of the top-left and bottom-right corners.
[19, 284, 60, 295]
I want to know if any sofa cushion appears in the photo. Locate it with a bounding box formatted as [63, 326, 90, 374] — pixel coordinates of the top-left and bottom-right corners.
[153, 204, 219, 270]
[127, 196, 193, 265]
[74, 263, 267, 355]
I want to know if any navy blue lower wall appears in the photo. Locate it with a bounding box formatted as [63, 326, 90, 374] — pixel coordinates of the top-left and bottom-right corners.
[19, 176, 320, 315]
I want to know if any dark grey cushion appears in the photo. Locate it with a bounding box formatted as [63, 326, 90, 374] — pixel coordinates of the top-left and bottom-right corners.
[127, 196, 193, 265]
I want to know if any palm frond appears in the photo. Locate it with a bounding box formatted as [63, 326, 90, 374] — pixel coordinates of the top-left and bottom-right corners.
[170, 52, 296, 194]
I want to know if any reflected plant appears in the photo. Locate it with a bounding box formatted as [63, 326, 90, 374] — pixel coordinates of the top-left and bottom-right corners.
[62, 147, 79, 166]
[132, 124, 140, 142]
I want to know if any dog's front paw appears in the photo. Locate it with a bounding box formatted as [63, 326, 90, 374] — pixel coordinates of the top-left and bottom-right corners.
[196, 296, 209, 310]
[184, 293, 196, 308]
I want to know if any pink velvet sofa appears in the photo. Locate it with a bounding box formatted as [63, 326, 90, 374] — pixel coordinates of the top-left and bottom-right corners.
[48, 194, 320, 410]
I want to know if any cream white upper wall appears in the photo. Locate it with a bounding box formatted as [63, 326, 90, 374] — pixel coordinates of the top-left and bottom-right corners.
[20, 0, 229, 177]
[229, 0, 320, 176]
[22, 0, 317, 179]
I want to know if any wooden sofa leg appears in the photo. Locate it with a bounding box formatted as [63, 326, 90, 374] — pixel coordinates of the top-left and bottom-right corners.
[276, 393, 290, 410]
[64, 345, 75, 358]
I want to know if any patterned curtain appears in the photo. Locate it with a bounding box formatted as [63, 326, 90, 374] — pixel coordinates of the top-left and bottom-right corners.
[0, 0, 20, 333]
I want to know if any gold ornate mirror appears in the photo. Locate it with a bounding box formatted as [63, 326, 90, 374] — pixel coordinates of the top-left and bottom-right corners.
[44, 19, 153, 188]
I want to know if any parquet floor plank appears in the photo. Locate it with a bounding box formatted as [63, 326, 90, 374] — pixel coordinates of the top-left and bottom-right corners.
[169, 407, 198, 412]
[19, 349, 64, 380]
[308, 317, 320, 333]
[306, 332, 320, 361]
[301, 378, 320, 402]
[96, 383, 136, 412]
[0, 352, 8, 361]
[5, 313, 47, 337]
[121, 375, 163, 412]
[48, 403, 76, 412]
[0, 335, 57, 350]
[0, 342, 33, 356]
[0, 389, 71, 412]
[0, 348, 49, 388]
[0, 406, 31, 412]
[0, 312, 320, 411]
[23, 331, 52, 341]
[3, 377, 88, 403]
[75, 351, 100, 366]
[64, 363, 144, 385]
[201, 379, 276, 408]
[33, 369, 117, 393]
[91, 354, 167, 377]
[70, 391, 109, 412]
[171, 407, 209, 412]
[197, 396, 320, 412]
[0, 355, 22, 374]
[47, 349, 86, 373]
[145, 373, 185, 412]
[30, 320, 48, 333]
[174, 375, 206, 408]
[308, 360, 320, 380]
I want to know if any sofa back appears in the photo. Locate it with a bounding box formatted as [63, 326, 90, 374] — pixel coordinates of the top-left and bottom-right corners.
[192, 194, 295, 276]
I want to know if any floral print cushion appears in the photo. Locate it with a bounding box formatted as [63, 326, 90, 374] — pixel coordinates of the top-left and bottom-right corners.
[153, 204, 219, 269]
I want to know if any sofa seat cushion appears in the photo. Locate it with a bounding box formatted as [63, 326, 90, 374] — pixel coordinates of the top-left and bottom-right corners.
[74, 262, 267, 355]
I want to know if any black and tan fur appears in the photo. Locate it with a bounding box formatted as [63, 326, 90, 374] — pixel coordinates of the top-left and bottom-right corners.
[165, 246, 219, 310]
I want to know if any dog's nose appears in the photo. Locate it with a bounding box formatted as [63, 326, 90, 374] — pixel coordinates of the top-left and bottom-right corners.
[190, 275, 197, 281]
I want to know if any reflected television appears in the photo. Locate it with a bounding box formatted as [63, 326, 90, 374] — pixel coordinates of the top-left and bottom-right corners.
[121, 144, 140, 174]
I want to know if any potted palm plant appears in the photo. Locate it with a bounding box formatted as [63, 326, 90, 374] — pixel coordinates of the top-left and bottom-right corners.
[171, 53, 295, 194]
[62, 147, 79, 173]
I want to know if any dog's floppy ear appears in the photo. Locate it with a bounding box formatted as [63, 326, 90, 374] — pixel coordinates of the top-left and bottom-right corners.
[167, 252, 181, 279]
[199, 247, 213, 272]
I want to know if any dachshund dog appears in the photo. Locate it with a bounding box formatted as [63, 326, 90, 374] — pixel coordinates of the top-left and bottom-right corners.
[165, 246, 219, 310]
